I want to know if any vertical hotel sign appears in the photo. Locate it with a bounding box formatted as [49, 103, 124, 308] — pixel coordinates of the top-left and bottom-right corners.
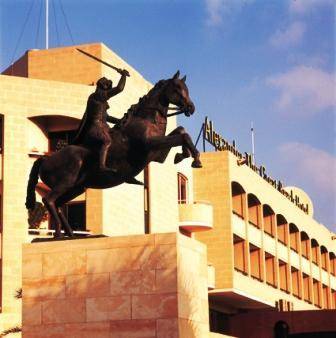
[203, 117, 309, 214]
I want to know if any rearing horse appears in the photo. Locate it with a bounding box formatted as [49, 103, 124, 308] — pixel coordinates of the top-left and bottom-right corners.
[25, 71, 201, 238]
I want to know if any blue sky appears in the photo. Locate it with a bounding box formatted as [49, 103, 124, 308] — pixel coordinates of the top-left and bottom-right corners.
[0, 0, 335, 229]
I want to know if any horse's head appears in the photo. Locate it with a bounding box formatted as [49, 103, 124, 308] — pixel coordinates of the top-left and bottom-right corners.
[163, 71, 195, 116]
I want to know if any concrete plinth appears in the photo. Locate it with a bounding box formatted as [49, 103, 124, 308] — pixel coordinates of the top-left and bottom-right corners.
[22, 233, 210, 338]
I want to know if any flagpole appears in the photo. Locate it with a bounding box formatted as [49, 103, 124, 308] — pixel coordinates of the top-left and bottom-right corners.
[46, 0, 49, 49]
[251, 121, 255, 164]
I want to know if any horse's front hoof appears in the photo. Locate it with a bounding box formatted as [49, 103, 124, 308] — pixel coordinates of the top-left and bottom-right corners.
[174, 153, 185, 164]
[53, 232, 64, 239]
[191, 159, 202, 168]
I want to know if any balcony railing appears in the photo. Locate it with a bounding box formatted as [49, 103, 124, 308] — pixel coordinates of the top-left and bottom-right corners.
[178, 201, 213, 232]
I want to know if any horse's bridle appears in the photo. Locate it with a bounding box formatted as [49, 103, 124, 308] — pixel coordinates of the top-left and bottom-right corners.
[138, 105, 187, 118]
[166, 108, 189, 117]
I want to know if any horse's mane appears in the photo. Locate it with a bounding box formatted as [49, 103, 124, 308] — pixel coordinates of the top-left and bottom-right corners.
[115, 79, 168, 128]
[128, 79, 168, 116]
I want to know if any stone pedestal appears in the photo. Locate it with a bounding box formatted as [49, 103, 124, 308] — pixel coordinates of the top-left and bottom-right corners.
[22, 233, 210, 338]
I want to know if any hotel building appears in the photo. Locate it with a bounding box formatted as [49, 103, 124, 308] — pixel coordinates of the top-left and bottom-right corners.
[0, 43, 334, 337]
[193, 150, 336, 336]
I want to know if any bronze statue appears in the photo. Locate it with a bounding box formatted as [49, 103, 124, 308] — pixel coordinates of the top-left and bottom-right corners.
[73, 70, 129, 172]
[25, 70, 201, 238]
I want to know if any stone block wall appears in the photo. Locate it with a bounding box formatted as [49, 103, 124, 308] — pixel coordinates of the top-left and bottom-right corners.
[22, 233, 210, 338]
[194, 152, 234, 289]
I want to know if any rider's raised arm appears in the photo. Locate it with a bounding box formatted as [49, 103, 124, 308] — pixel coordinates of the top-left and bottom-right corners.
[107, 70, 129, 98]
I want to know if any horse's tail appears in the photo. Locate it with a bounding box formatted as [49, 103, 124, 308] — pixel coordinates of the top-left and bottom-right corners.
[25, 157, 43, 210]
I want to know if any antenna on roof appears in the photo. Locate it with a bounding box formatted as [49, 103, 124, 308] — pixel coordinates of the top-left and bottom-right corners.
[251, 121, 255, 164]
[45, 0, 49, 49]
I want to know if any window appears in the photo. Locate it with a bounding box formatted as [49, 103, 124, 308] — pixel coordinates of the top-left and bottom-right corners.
[248, 194, 261, 228]
[301, 232, 310, 259]
[321, 246, 328, 271]
[274, 321, 289, 338]
[62, 201, 86, 231]
[303, 273, 312, 303]
[332, 289, 336, 309]
[0, 114, 3, 154]
[289, 223, 299, 252]
[311, 239, 319, 265]
[231, 182, 245, 218]
[291, 267, 301, 298]
[322, 284, 330, 309]
[263, 205, 275, 237]
[209, 309, 230, 335]
[313, 279, 321, 307]
[249, 243, 262, 281]
[177, 173, 188, 204]
[233, 235, 247, 274]
[277, 215, 288, 245]
[265, 252, 276, 287]
[279, 260, 289, 293]
[48, 130, 77, 153]
[330, 253, 336, 276]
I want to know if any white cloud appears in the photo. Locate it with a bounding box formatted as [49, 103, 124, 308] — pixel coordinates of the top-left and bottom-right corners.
[278, 142, 336, 193]
[206, 0, 225, 26]
[205, 0, 254, 26]
[278, 142, 336, 226]
[287, 53, 327, 68]
[270, 21, 306, 48]
[266, 66, 336, 117]
[278, 142, 336, 227]
[289, 0, 335, 14]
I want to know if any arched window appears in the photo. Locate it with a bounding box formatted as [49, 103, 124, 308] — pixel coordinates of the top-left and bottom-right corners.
[321, 246, 328, 271]
[274, 320, 289, 338]
[277, 214, 288, 245]
[311, 239, 319, 265]
[300, 232, 310, 259]
[263, 204, 275, 237]
[231, 182, 245, 219]
[177, 173, 188, 204]
[28, 115, 80, 153]
[289, 223, 300, 252]
[247, 193, 261, 228]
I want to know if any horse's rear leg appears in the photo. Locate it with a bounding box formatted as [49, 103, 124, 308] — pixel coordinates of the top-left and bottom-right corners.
[55, 186, 85, 237]
[58, 208, 73, 237]
[42, 191, 65, 238]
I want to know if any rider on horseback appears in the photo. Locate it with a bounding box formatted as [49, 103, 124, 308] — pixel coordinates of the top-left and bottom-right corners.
[73, 69, 129, 172]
